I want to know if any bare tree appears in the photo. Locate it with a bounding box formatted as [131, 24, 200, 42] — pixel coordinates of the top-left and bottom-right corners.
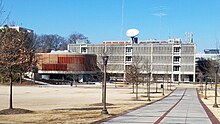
[197, 58, 220, 89]
[197, 58, 218, 82]
[68, 33, 90, 44]
[0, 26, 35, 109]
[125, 56, 142, 100]
[197, 71, 204, 92]
[66, 74, 78, 87]
[164, 65, 170, 90]
[142, 59, 151, 101]
[125, 65, 139, 99]
[35, 34, 66, 53]
[208, 60, 219, 82]
[153, 73, 159, 93]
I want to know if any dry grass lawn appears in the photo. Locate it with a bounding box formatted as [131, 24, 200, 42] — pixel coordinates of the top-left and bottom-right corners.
[0, 83, 173, 123]
[199, 86, 220, 121]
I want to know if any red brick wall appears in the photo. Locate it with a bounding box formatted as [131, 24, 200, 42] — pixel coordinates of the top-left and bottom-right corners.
[37, 53, 97, 72]
[58, 57, 84, 64]
[42, 64, 67, 71]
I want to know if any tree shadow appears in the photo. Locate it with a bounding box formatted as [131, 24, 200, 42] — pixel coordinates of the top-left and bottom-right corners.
[53, 107, 102, 111]
[53, 106, 117, 111]
[89, 103, 114, 106]
[0, 108, 34, 115]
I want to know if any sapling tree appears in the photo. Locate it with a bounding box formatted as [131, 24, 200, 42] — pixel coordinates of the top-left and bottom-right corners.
[0, 26, 35, 109]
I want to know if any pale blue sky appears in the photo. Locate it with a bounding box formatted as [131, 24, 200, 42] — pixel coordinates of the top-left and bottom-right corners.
[4, 0, 220, 52]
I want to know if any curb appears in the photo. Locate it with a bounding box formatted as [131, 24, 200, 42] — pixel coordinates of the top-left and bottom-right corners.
[196, 89, 220, 124]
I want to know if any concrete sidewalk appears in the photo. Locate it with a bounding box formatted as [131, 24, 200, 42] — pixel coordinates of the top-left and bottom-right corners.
[103, 88, 212, 124]
[161, 88, 211, 123]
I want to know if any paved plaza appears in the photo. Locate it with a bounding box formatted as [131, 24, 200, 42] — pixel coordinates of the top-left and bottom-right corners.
[103, 88, 216, 124]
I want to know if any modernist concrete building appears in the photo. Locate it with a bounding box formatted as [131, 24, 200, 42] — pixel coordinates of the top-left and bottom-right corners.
[196, 49, 220, 60]
[36, 50, 97, 82]
[0, 25, 33, 33]
[68, 39, 196, 83]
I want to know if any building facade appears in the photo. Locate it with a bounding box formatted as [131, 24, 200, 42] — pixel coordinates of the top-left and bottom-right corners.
[0, 25, 33, 33]
[196, 49, 220, 60]
[36, 50, 97, 82]
[68, 39, 196, 83]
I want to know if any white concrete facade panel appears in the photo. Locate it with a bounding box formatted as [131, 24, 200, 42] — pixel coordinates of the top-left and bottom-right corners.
[68, 40, 196, 83]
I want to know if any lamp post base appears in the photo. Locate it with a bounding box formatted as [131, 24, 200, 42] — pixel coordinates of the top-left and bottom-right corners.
[101, 109, 109, 114]
[213, 104, 219, 108]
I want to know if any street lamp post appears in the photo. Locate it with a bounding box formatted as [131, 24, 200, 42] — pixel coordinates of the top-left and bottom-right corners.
[162, 77, 165, 96]
[213, 66, 219, 108]
[147, 74, 151, 101]
[101, 54, 109, 114]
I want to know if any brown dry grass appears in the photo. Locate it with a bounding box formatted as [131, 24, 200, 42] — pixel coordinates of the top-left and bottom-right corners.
[0, 84, 173, 124]
[199, 88, 220, 121]
[0, 102, 159, 124]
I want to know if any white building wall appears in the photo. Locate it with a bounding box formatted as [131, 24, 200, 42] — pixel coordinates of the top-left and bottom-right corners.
[68, 40, 196, 83]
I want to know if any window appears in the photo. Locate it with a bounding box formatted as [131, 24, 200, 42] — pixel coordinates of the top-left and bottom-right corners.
[174, 74, 179, 81]
[81, 47, 87, 53]
[126, 47, 132, 53]
[174, 47, 180, 52]
[126, 56, 132, 61]
[173, 66, 180, 71]
[173, 56, 180, 62]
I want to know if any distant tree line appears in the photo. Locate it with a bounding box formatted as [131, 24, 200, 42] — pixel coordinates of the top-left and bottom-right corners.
[35, 33, 90, 53]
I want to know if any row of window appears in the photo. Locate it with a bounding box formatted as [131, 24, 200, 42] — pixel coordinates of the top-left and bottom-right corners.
[79, 47, 189, 55]
[125, 56, 181, 63]
[109, 56, 124, 62]
[172, 65, 194, 72]
[181, 46, 194, 54]
[153, 46, 172, 53]
[152, 56, 172, 63]
[181, 65, 194, 72]
[107, 64, 124, 71]
[181, 56, 194, 64]
[152, 65, 171, 72]
[132, 47, 151, 53]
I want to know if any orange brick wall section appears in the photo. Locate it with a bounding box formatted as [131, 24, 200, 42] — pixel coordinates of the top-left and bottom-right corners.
[37, 53, 97, 72]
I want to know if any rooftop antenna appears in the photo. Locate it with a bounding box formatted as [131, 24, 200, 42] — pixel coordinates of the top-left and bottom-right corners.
[120, 0, 124, 41]
[152, 6, 167, 40]
[215, 33, 219, 51]
[185, 32, 193, 43]
[168, 27, 172, 39]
